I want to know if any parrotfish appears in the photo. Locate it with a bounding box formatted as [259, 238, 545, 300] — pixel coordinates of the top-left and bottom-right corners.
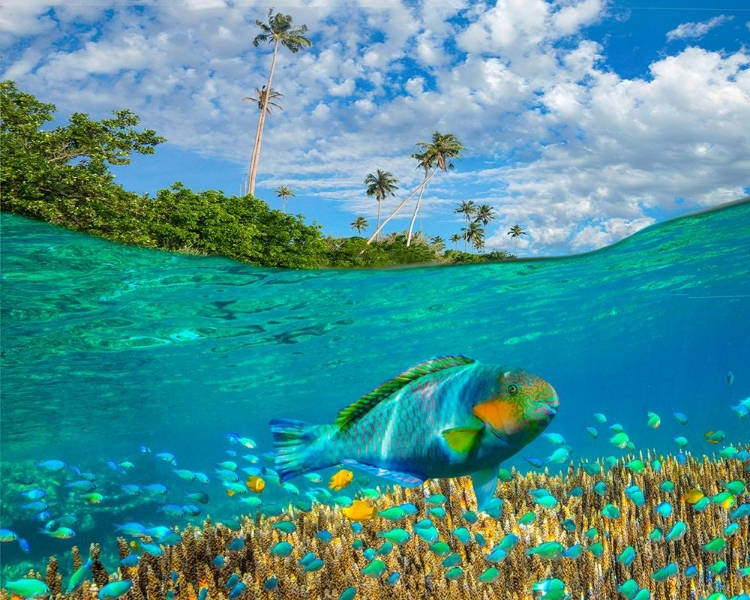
[270, 356, 559, 510]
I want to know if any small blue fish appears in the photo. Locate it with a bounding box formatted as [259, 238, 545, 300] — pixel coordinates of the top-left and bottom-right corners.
[121, 484, 142, 496]
[264, 577, 277, 590]
[228, 582, 246, 599]
[20, 489, 47, 500]
[37, 460, 66, 471]
[586, 427, 598, 438]
[655, 502, 672, 517]
[617, 546, 636, 566]
[684, 565, 697, 578]
[316, 530, 332, 543]
[17, 538, 31, 554]
[387, 572, 401, 586]
[672, 412, 688, 425]
[524, 456, 545, 468]
[452, 527, 471, 545]
[120, 555, 139, 567]
[213, 555, 225, 568]
[225, 574, 240, 588]
[98, 580, 133, 599]
[562, 544, 583, 559]
[228, 538, 245, 551]
[593, 481, 607, 496]
[567, 486, 583, 497]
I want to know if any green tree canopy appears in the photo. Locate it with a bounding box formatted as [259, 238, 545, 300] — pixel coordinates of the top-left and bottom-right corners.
[1, 80, 165, 232]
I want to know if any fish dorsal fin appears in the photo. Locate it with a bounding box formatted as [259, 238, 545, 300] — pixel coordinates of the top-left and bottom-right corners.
[335, 355, 476, 431]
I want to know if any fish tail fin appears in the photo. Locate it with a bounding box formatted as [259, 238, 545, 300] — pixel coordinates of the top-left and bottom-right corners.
[270, 419, 337, 482]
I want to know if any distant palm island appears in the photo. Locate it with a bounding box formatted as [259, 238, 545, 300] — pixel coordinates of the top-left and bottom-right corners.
[0, 10, 528, 270]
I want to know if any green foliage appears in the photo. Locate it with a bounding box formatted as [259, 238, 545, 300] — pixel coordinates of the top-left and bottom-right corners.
[0, 82, 515, 271]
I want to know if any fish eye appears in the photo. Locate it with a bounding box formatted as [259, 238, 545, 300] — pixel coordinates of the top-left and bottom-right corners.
[508, 384, 519, 395]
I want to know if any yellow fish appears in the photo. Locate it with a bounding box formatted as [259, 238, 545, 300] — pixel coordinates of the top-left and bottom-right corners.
[329, 469, 354, 491]
[684, 489, 705, 504]
[704, 430, 725, 444]
[342, 499, 375, 521]
[246, 476, 265, 494]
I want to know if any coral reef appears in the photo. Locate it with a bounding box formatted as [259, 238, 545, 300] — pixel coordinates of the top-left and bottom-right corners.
[2, 451, 748, 599]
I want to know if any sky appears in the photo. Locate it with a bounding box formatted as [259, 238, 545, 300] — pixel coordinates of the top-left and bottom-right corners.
[1, 0, 749, 256]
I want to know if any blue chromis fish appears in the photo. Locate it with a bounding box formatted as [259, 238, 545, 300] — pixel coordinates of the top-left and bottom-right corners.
[270, 356, 559, 510]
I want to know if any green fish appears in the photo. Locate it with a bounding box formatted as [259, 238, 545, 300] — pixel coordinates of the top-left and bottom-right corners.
[428, 541, 451, 556]
[444, 567, 463, 580]
[519, 511, 536, 525]
[272, 521, 297, 533]
[584, 528, 598, 542]
[617, 579, 639, 600]
[664, 521, 687, 541]
[626, 459, 645, 473]
[377, 528, 410, 546]
[270, 356, 559, 510]
[724, 480, 745, 495]
[659, 480, 674, 493]
[362, 560, 386, 578]
[702, 537, 726, 553]
[609, 432, 630, 448]
[601, 504, 620, 519]
[66, 558, 92, 594]
[377, 507, 406, 521]
[527, 541, 565, 560]
[270, 541, 293, 557]
[651, 562, 678, 582]
[588, 542, 604, 557]
[442, 553, 462, 568]
[425, 494, 447, 505]
[709, 560, 727, 575]
[478, 567, 500, 583]
[4, 579, 51, 599]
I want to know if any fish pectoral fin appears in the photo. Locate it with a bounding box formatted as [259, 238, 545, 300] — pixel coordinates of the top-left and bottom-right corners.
[471, 466, 500, 512]
[341, 459, 423, 487]
[442, 426, 484, 454]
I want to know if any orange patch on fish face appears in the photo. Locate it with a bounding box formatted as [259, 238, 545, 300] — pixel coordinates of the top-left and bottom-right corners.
[473, 400, 521, 436]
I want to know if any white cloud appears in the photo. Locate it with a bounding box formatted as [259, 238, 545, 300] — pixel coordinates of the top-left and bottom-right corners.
[2, 0, 749, 255]
[666, 14, 733, 42]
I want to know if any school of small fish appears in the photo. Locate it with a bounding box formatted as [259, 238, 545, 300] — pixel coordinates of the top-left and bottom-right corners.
[1, 375, 749, 599]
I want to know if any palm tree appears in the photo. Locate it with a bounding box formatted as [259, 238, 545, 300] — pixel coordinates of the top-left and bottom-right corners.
[243, 86, 283, 115]
[474, 204, 495, 226]
[454, 200, 477, 252]
[464, 221, 485, 253]
[507, 224, 527, 255]
[430, 236, 445, 252]
[449, 233, 462, 249]
[366, 132, 464, 246]
[275, 186, 295, 213]
[405, 132, 464, 246]
[351, 216, 369, 234]
[364, 170, 399, 242]
[247, 9, 312, 197]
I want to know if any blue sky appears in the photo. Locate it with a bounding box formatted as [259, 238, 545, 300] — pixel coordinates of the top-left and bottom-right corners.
[2, 0, 749, 256]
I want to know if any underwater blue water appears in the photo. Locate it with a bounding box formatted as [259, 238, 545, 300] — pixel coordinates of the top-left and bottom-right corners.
[1, 200, 750, 580]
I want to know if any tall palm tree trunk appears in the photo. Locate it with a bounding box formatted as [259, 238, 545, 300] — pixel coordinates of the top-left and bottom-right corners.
[365, 169, 437, 245]
[376, 201, 382, 242]
[406, 169, 432, 246]
[247, 39, 280, 197]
